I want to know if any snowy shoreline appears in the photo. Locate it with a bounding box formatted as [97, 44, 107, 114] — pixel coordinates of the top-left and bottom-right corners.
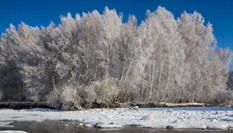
[0, 107, 233, 130]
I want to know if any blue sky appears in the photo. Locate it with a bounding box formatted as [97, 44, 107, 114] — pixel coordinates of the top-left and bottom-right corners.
[0, 0, 233, 52]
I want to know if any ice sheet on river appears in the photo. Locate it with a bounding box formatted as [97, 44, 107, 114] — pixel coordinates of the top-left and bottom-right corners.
[0, 107, 232, 130]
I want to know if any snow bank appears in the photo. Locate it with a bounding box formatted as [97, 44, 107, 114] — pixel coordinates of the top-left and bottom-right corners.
[0, 131, 27, 133]
[0, 107, 233, 130]
[94, 123, 122, 128]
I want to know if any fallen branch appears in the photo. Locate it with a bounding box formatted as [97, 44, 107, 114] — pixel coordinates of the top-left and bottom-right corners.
[164, 102, 205, 107]
[127, 102, 206, 108]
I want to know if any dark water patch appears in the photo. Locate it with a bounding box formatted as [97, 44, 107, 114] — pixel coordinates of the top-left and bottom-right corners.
[0, 121, 232, 133]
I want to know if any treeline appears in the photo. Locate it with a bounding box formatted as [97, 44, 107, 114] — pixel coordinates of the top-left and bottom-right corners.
[0, 7, 232, 110]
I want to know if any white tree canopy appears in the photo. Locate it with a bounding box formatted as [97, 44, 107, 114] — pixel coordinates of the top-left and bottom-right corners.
[0, 7, 232, 109]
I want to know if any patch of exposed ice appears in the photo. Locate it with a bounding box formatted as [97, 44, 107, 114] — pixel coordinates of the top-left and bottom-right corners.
[0, 121, 13, 127]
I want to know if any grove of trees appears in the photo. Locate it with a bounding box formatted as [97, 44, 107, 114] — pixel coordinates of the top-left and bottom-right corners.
[0, 7, 232, 110]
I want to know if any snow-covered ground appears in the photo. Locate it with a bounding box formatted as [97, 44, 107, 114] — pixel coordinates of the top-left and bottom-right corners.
[0, 107, 233, 130]
[0, 131, 27, 133]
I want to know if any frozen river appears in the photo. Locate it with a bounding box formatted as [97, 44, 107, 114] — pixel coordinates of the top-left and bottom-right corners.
[0, 107, 233, 132]
[0, 120, 232, 133]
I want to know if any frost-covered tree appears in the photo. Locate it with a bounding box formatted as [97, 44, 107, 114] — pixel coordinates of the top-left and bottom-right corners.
[0, 23, 33, 101]
[227, 71, 233, 91]
[0, 6, 232, 108]
[178, 12, 232, 102]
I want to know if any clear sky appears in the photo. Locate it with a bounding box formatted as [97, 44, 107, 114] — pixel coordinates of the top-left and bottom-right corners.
[0, 0, 233, 52]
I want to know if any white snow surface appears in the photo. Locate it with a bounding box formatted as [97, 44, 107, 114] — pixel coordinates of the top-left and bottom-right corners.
[0, 107, 233, 129]
[0, 131, 27, 133]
